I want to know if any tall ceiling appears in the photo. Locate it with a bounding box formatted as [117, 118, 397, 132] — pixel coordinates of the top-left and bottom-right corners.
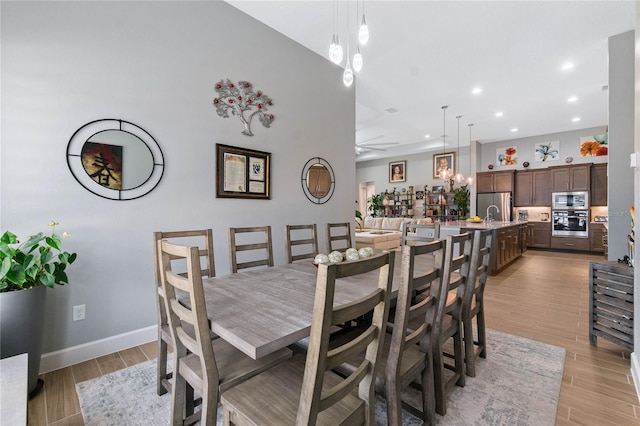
[225, 1, 636, 162]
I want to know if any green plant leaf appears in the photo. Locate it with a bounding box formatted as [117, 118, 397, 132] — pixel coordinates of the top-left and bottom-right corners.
[7, 264, 26, 284]
[46, 234, 62, 251]
[23, 233, 45, 253]
[0, 231, 17, 245]
[0, 256, 11, 280]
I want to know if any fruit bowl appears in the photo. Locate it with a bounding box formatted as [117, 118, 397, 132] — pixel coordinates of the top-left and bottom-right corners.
[467, 217, 484, 223]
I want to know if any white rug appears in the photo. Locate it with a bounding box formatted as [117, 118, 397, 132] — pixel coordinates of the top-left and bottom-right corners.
[76, 329, 564, 425]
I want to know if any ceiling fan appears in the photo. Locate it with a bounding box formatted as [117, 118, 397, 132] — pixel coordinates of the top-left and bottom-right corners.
[356, 142, 400, 154]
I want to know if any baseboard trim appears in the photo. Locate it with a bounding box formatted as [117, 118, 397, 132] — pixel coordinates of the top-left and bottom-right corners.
[631, 351, 640, 403]
[39, 326, 157, 374]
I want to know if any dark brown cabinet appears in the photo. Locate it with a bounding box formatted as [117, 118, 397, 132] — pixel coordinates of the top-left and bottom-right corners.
[550, 164, 590, 192]
[514, 169, 551, 206]
[495, 225, 521, 271]
[550, 236, 590, 251]
[590, 164, 608, 206]
[589, 223, 606, 252]
[477, 171, 514, 193]
[527, 222, 551, 248]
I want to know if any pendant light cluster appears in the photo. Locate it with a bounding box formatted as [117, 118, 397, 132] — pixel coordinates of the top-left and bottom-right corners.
[328, 0, 369, 87]
[439, 105, 474, 186]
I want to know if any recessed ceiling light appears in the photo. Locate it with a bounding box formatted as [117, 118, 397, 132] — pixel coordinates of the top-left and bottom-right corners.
[385, 107, 398, 114]
[495, 112, 504, 117]
[472, 87, 483, 95]
[424, 134, 431, 138]
[561, 62, 574, 71]
[510, 128, 518, 133]
[567, 96, 578, 102]
[572, 117, 581, 122]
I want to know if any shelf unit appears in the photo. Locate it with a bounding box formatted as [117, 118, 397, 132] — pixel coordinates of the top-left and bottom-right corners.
[422, 191, 458, 222]
[381, 190, 414, 218]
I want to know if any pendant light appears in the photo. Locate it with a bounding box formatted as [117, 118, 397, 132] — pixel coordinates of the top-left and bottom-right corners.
[342, 4, 354, 87]
[353, 45, 363, 73]
[358, 0, 369, 45]
[352, 1, 363, 73]
[455, 115, 465, 183]
[439, 105, 451, 182]
[466, 123, 475, 186]
[329, 1, 343, 65]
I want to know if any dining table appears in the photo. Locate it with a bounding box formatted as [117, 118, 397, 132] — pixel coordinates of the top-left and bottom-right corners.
[201, 249, 436, 360]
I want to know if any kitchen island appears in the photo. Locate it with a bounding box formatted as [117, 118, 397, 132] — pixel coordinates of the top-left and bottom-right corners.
[435, 220, 529, 275]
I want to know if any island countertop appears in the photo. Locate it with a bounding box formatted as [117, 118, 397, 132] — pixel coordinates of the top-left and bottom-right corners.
[438, 220, 529, 230]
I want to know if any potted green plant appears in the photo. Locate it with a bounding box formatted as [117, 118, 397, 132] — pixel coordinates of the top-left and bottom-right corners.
[367, 193, 382, 217]
[355, 200, 364, 230]
[0, 221, 77, 397]
[453, 184, 471, 219]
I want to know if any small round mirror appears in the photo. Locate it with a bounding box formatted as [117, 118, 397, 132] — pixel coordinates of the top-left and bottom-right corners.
[67, 119, 164, 200]
[301, 157, 335, 204]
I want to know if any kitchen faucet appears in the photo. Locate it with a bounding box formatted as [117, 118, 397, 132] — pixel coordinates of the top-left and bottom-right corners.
[486, 204, 500, 222]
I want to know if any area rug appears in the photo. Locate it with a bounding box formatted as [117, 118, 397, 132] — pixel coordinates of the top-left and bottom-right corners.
[77, 329, 564, 425]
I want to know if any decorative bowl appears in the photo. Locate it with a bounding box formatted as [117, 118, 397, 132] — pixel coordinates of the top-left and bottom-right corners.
[467, 218, 484, 223]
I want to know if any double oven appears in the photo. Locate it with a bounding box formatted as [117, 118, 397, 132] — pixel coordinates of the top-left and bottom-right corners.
[551, 192, 589, 238]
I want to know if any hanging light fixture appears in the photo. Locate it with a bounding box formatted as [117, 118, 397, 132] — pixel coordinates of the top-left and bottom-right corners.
[439, 105, 451, 182]
[352, 1, 363, 73]
[342, 3, 354, 87]
[358, 0, 369, 45]
[466, 123, 475, 186]
[329, 1, 343, 65]
[455, 115, 465, 183]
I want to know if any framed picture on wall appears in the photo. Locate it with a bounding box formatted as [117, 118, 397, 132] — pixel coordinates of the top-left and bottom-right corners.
[216, 143, 271, 199]
[433, 152, 455, 179]
[389, 160, 406, 183]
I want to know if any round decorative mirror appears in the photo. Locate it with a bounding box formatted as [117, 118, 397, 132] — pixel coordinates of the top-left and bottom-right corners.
[301, 157, 335, 204]
[66, 119, 164, 200]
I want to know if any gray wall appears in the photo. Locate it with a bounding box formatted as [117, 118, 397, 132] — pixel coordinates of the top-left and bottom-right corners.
[608, 30, 636, 262]
[1, 1, 355, 354]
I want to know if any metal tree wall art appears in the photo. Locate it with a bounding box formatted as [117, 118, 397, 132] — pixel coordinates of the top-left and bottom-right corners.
[212, 79, 275, 136]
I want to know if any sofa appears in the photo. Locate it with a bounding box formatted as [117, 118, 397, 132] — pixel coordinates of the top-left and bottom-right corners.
[354, 217, 436, 249]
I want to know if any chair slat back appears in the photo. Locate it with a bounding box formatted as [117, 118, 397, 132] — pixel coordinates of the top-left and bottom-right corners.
[229, 226, 274, 273]
[464, 229, 493, 310]
[326, 222, 352, 252]
[158, 240, 219, 382]
[392, 239, 446, 358]
[285, 224, 319, 263]
[437, 232, 474, 322]
[296, 251, 394, 425]
[401, 222, 440, 246]
[153, 229, 215, 331]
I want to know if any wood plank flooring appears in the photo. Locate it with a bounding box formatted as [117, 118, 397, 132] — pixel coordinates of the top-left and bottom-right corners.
[26, 250, 639, 425]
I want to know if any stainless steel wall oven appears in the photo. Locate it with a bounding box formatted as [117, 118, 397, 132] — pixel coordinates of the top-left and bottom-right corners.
[552, 191, 589, 238]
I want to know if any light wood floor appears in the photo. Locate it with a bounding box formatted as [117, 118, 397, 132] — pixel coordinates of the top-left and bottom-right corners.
[27, 250, 639, 425]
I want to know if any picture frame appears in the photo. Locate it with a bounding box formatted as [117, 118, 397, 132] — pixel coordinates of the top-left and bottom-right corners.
[415, 190, 425, 200]
[433, 152, 455, 179]
[216, 143, 271, 199]
[431, 185, 443, 193]
[389, 160, 406, 182]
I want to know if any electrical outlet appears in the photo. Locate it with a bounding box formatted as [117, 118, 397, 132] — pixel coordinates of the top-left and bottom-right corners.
[73, 304, 85, 321]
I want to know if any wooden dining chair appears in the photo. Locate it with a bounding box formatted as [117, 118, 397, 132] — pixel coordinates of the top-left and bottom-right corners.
[432, 231, 473, 416]
[220, 251, 395, 426]
[329, 239, 446, 426]
[401, 222, 440, 246]
[158, 240, 292, 426]
[153, 229, 216, 396]
[284, 224, 319, 263]
[229, 226, 274, 273]
[459, 228, 493, 377]
[326, 221, 352, 252]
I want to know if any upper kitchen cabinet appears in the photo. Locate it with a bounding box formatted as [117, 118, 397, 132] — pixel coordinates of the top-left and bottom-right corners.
[590, 163, 608, 206]
[550, 164, 590, 192]
[515, 169, 551, 206]
[477, 171, 514, 193]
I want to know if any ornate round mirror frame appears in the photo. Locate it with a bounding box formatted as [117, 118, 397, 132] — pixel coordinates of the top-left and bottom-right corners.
[66, 119, 165, 200]
[301, 157, 335, 204]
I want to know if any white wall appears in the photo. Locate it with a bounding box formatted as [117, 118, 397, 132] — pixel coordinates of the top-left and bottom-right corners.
[608, 30, 636, 262]
[1, 1, 355, 359]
